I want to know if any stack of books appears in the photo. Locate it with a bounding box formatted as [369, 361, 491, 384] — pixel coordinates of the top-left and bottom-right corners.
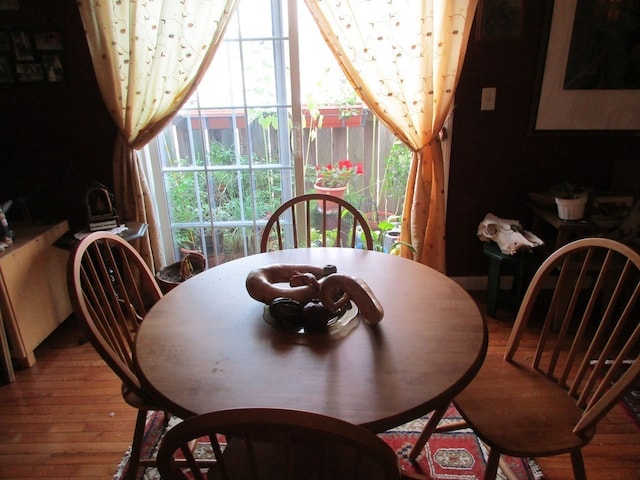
[89, 218, 119, 231]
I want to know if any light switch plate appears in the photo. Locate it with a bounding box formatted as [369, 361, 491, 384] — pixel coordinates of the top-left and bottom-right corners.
[481, 87, 496, 111]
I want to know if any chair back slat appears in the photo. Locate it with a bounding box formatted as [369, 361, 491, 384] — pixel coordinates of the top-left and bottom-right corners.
[260, 194, 374, 251]
[504, 237, 640, 436]
[79, 253, 135, 364]
[68, 232, 163, 398]
[157, 408, 400, 480]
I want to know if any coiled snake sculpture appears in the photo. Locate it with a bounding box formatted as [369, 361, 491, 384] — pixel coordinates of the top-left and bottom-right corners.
[245, 264, 384, 327]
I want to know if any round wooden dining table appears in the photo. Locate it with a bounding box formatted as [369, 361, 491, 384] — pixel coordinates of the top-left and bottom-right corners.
[134, 248, 487, 433]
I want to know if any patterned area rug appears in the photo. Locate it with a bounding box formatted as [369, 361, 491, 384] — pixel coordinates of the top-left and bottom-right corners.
[623, 383, 640, 428]
[113, 404, 545, 480]
[379, 404, 544, 480]
[593, 359, 640, 431]
[616, 367, 640, 430]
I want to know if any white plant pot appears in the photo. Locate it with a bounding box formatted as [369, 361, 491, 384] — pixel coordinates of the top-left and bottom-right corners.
[555, 194, 588, 220]
[383, 230, 401, 252]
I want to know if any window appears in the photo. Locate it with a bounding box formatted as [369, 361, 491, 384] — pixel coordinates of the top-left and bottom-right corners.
[142, 0, 410, 266]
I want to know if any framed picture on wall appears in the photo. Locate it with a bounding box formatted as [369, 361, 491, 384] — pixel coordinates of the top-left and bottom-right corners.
[535, 0, 640, 131]
[34, 31, 63, 51]
[2, 30, 65, 83]
[41, 53, 64, 82]
[15, 62, 44, 82]
[476, 0, 524, 41]
[10, 31, 34, 62]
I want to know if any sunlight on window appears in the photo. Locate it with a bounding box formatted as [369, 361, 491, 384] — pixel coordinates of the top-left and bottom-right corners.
[143, 0, 410, 266]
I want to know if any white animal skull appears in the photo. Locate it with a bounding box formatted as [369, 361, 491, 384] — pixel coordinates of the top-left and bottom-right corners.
[478, 213, 544, 255]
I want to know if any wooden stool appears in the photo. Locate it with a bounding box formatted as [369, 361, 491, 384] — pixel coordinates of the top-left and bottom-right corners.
[483, 242, 533, 318]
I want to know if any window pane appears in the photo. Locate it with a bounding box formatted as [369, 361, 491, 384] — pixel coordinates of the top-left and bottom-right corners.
[242, 39, 290, 106]
[195, 43, 244, 107]
[165, 171, 210, 223]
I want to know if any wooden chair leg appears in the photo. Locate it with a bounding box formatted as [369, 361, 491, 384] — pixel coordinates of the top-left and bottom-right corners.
[127, 409, 149, 480]
[484, 449, 501, 480]
[162, 411, 172, 428]
[570, 449, 587, 480]
[486, 258, 501, 317]
[409, 404, 448, 460]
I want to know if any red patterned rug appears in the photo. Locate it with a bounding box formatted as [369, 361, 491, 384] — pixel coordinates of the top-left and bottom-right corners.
[113, 404, 545, 480]
[622, 382, 640, 429]
[609, 360, 640, 430]
[379, 404, 544, 480]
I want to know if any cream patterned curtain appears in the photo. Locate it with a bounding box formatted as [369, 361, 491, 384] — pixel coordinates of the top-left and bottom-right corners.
[77, 0, 238, 271]
[304, 0, 477, 273]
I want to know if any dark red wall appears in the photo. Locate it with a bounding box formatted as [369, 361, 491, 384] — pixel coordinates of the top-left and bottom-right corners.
[446, 0, 640, 276]
[0, 0, 115, 229]
[0, 1, 638, 274]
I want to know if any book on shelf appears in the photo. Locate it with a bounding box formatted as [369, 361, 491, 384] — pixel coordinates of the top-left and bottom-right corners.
[89, 220, 119, 231]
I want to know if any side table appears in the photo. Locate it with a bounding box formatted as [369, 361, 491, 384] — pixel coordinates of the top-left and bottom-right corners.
[482, 242, 536, 318]
[528, 204, 606, 250]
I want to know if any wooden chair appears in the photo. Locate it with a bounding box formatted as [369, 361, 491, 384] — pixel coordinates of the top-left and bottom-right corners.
[156, 408, 401, 480]
[260, 194, 374, 252]
[67, 231, 168, 480]
[408, 237, 640, 480]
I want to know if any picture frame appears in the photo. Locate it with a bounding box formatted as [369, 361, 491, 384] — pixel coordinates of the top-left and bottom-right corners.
[41, 53, 64, 82]
[15, 62, 44, 82]
[476, 0, 523, 41]
[1, 30, 65, 84]
[534, 0, 640, 131]
[34, 30, 63, 51]
[10, 31, 34, 62]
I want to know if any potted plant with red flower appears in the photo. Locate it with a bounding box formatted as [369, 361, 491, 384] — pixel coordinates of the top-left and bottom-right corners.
[309, 159, 364, 213]
[313, 159, 364, 192]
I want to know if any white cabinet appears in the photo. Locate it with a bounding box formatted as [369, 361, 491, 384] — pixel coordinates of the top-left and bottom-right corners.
[0, 221, 72, 367]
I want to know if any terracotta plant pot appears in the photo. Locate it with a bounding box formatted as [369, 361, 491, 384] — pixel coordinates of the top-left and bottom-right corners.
[313, 181, 348, 213]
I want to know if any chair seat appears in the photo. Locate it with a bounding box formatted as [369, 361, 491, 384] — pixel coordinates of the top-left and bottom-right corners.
[454, 352, 593, 458]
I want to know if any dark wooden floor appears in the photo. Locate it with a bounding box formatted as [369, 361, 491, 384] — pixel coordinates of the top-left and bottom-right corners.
[0, 291, 639, 479]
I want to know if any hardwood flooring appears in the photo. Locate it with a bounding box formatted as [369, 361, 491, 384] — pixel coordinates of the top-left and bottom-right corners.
[0, 291, 639, 479]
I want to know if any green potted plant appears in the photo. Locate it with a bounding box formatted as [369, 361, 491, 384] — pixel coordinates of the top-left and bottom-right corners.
[313, 159, 364, 190]
[310, 159, 364, 213]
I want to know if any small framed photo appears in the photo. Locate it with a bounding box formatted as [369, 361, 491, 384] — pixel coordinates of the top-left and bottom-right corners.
[34, 30, 63, 51]
[11, 31, 34, 61]
[476, 0, 524, 42]
[0, 55, 13, 83]
[41, 52, 64, 82]
[15, 62, 44, 82]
